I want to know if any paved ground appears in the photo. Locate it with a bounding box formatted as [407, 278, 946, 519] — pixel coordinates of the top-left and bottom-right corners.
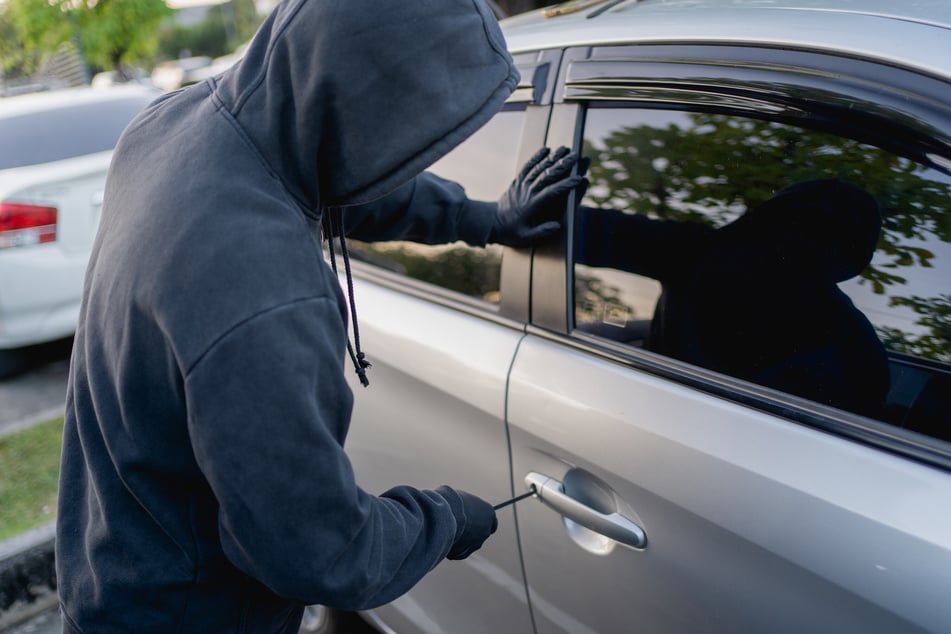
[0, 343, 69, 633]
[2, 606, 60, 634]
[0, 339, 71, 435]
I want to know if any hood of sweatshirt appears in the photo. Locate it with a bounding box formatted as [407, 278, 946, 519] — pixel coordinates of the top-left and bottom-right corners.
[723, 178, 881, 283]
[212, 0, 519, 212]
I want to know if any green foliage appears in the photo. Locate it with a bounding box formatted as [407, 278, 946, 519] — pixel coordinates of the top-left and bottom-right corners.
[879, 294, 951, 363]
[8, 0, 68, 54]
[157, 0, 262, 62]
[8, 0, 170, 75]
[584, 112, 951, 362]
[575, 271, 636, 324]
[352, 243, 502, 302]
[0, 5, 42, 79]
[0, 418, 64, 540]
[228, 0, 261, 42]
[157, 14, 228, 61]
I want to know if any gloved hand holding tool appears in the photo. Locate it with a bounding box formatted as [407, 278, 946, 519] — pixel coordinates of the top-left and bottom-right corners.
[437, 485, 539, 561]
[491, 146, 588, 247]
[438, 487, 499, 560]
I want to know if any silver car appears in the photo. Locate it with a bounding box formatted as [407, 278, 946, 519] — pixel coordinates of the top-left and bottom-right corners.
[317, 1, 951, 632]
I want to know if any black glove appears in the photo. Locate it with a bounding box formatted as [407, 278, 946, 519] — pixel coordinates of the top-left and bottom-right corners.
[490, 146, 588, 247]
[437, 486, 498, 560]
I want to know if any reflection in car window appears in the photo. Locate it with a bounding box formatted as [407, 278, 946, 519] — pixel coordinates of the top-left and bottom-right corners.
[574, 107, 951, 429]
[349, 106, 526, 303]
[0, 97, 155, 169]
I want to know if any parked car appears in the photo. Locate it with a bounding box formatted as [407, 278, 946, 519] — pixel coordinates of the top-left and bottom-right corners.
[0, 85, 159, 377]
[150, 56, 213, 92]
[185, 43, 249, 87]
[316, 0, 951, 632]
[90, 68, 154, 89]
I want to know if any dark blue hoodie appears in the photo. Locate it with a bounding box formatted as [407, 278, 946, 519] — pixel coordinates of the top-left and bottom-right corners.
[55, 1, 518, 631]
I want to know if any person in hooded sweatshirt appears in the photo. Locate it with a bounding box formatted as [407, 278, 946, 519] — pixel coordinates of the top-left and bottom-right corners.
[576, 178, 889, 417]
[55, 1, 585, 632]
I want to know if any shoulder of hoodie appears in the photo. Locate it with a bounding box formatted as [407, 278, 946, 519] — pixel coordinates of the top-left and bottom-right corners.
[118, 80, 298, 207]
[105, 82, 344, 365]
[113, 81, 326, 264]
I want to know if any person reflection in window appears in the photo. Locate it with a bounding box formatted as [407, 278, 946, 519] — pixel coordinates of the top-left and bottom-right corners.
[577, 179, 888, 417]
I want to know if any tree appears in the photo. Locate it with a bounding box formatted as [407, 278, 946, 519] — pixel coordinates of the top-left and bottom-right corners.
[583, 112, 951, 361]
[156, 0, 263, 62]
[0, 6, 39, 82]
[879, 295, 951, 363]
[227, 0, 261, 44]
[9, 0, 170, 78]
[348, 242, 504, 302]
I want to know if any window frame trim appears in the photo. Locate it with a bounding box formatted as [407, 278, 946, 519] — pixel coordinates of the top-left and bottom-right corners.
[558, 44, 951, 171]
[529, 44, 951, 470]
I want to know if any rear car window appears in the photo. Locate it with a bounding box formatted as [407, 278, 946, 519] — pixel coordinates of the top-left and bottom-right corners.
[348, 105, 527, 303]
[0, 96, 154, 169]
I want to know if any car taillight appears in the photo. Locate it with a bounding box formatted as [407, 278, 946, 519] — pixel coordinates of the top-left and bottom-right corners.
[0, 202, 58, 249]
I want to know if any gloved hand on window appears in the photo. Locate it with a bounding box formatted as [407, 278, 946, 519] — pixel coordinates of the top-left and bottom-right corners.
[490, 146, 588, 247]
[437, 486, 498, 560]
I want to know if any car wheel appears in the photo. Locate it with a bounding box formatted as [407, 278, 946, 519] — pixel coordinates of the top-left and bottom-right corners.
[299, 605, 345, 634]
[0, 348, 28, 379]
[299, 605, 334, 633]
[298, 606, 378, 634]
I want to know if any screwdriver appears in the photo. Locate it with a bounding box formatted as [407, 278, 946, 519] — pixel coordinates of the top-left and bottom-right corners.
[493, 485, 537, 510]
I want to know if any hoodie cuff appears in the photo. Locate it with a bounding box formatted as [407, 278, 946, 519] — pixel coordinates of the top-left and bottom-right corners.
[434, 485, 467, 544]
[456, 200, 497, 247]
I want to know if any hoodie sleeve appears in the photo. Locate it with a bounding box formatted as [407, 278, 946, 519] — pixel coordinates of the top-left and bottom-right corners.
[576, 205, 714, 282]
[342, 172, 496, 247]
[183, 295, 460, 609]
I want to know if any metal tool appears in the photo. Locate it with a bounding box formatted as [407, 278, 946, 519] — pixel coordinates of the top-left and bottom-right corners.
[493, 486, 537, 510]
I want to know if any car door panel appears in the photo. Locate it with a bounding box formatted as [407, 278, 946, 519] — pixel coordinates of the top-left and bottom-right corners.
[338, 51, 560, 632]
[503, 41, 951, 633]
[508, 335, 951, 633]
[341, 273, 533, 634]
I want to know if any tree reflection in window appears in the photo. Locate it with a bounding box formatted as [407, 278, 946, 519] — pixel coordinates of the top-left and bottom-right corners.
[580, 110, 951, 363]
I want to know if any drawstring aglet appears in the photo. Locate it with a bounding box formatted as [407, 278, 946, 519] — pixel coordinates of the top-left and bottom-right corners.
[326, 206, 372, 388]
[355, 352, 372, 387]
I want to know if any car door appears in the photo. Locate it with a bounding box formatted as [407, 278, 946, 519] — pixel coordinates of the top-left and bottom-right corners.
[340, 53, 559, 634]
[508, 45, 951, 633]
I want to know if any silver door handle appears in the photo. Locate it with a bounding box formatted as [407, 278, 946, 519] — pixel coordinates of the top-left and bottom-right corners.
[525, 472, 647, 550]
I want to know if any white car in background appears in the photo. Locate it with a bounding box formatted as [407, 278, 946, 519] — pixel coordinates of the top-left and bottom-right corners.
[0, 85, 158, 377]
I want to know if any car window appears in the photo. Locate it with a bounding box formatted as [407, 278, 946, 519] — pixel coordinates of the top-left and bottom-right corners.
[574, 106, 951, 433]
[348, 106, 526, 303]
[0, 97, 154, 169]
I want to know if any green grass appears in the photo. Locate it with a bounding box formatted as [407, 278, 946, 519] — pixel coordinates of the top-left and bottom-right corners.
[0, 417, 64, 540]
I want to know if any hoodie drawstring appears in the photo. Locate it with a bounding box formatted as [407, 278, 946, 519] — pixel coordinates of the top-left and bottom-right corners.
[324, 207, 371, 387]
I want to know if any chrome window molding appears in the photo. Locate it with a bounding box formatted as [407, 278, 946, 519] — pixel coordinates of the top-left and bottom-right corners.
[559, 45, 951, 168]
[528, 324, 951, 473]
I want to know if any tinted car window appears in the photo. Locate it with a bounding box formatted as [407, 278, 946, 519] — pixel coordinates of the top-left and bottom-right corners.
[574, 106, 951, 430]
[350, 106, 526, 303]
[0, 97, 153, 169]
